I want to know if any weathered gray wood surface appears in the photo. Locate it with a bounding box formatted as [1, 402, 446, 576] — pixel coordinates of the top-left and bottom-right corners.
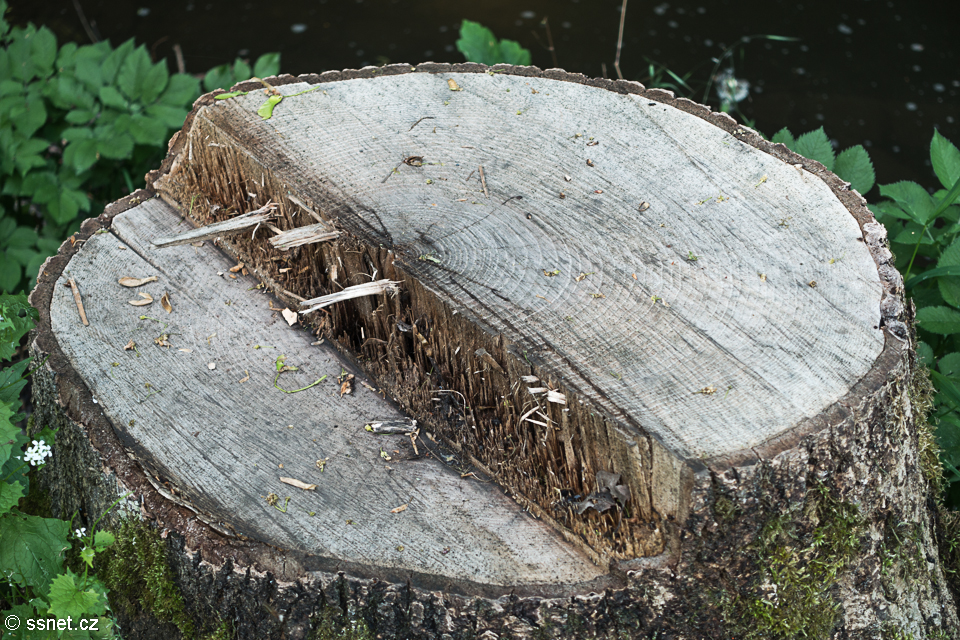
[48, 196, 604, 591]
[29, 63, 958, 639]
[166, 72, 884, 461]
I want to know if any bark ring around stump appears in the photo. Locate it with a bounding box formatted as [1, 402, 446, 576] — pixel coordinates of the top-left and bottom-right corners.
[28, 63, 958, 638]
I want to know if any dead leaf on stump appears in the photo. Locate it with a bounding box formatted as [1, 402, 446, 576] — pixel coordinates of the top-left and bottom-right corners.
[160, 292, 172, 313]
[279, 477, 317, 491]
[118, 276, 158, 287]
[129, 292, 153, 306]
[338, 373, 355, 397]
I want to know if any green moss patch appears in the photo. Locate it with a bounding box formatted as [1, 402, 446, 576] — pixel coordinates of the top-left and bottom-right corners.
[96, 518, 196, 639]
[722, 483, 862, 639]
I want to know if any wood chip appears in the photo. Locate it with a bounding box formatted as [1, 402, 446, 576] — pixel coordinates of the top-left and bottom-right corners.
[178, 348, 192, 353]
[118, 276, 158, 287]
[68, 278, 89, 326]
[390, 504, 408, 513]
[129, 292, 154, 306]
[279, 477, 317, 491]
[281, 308, 298, 326]
[160, 291, 172, 313]
[229, 263, 244, 273]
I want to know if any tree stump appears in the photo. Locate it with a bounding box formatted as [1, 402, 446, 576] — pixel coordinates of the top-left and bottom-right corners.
[29, 63, 959, 639]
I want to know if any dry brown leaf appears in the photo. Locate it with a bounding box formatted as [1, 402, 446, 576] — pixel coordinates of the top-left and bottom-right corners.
[118, 276, 158, 287]
[229, 263, 244, 273]
[390, 504, 408, 513]
[279, 477, 317, 491]
[129, 292, 153, 306]
[160, 292, 172, 313]
[281, 308, 298, 326]
[238, 370, 250, 383]
[339, 374, 355, 397]
[123, 340, 135, 351]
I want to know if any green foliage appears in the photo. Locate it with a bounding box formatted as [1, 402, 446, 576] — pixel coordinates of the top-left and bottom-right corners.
[772, 126, 875, 195]
[863, 130, 960, 503]
[456, 20, 531, 66]
[0, 0, 280, 294]
[0, 292, 118, 637]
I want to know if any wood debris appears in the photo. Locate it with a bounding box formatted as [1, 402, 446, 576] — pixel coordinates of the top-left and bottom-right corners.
[269, 223, 339, 250]
[299, 280, 402, 314]
[281, 308, 298, 326]
[474, 348, 505, 375]
[229, 263, 244, 273]
[338, 373, 355, 397]
[118, 276, 158, 287]
[279, 477, 317, 491]
[365, 419, 418, 434]
[151, 202, 278, 247]
[390, 504, 408, 513]
[68, 279, 88, 326]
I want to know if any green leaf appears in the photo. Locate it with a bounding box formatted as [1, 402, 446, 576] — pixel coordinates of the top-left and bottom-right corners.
[140, 59, 170, 104]
[0, 479, 25, 515]
[917, 340, 935, 367]
[793, 127, 835, 171]
[96, 131, 134, 160]
[0, 399, 18, 467]
[834, 145, 875, 194]
[879, 181, 938, 225]
[257, 94, 283, 119]
[160, 73, 200, 107]
[232, 57, 252, 83]
[868, 201, 912, 222]
[80, 545, 96, 568]
[48, 571, 104, 618]
[932, 370, 960, 412]
[126, 114, 167, 146]
[65, 109, 98, 124]
[101, 38, 135, 86]
[213, 90, 246, 100]
[2, 226, 37, 249]
[891, 222, 933, 245]
[940, 352, 960, 379]
[0, 511, 70, 592]
[932, 130, 960, 193]
[253, 52, 281, 79]
[145, 103, 188, 128]
[906, 266, 960, 290]
[939, 236, 960, 306]
[0, 358, 31, 406]
[12, 137, 50, 177]
[20, 171, 58, 204]
[0, 253, 22, 293]
[916, 305, 960, 335]
[98, 85, 129, 110]
[456, 20, 531, 66]
[203, 64, 235, 93]
[770, 127, 795, 148]
[498, 39, 531, 66]
[116, 44, 152, 100]
[93, 530, 115, 550]
[31, 26, 58, 78]
[63, 138, 100, 173]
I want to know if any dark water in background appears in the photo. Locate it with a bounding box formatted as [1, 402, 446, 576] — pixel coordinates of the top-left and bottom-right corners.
[9, 0, 958, 197]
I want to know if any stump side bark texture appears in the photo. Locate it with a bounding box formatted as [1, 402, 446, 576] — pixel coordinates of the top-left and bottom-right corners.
[27, 63, 959, 638]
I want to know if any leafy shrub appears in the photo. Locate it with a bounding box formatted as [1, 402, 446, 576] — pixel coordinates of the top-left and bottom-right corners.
[456, 20, 531, 66]
[1, 293, 121, 637]
[770, 125, 876, 195]
[0, 0, 279, 294]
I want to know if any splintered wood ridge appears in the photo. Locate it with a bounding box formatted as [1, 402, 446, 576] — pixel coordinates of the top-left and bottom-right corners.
[153, 68, 886, 562]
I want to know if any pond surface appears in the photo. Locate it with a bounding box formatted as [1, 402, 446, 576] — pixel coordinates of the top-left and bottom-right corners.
[11, 0, 958, 196]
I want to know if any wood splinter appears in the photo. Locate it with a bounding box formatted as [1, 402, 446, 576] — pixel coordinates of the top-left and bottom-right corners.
[67, 278, 88, 326]
[269, 223, 339, 250]
[299, 279, 402, 314]
[151, 202, 278, 247]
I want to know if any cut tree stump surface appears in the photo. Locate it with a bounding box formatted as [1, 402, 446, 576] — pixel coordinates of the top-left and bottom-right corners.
[49, 197, 605, 592]
[169, 72, 884, 461]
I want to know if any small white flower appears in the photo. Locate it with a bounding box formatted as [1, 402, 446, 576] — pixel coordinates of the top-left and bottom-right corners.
[75, 528, 87, 538]
[24, 440, 53, 466]
[715, 68, 750, 106]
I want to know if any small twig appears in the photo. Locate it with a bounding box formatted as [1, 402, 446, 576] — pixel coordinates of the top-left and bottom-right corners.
[72, 0, 99, 43]
[409, 116, 435, 131]
[614, 0, 628, 80]
[172, 43, 186, 74]
[68, 278, 89, 326]
[541, 17, 558, 68]
[479, 165, 489, 198]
